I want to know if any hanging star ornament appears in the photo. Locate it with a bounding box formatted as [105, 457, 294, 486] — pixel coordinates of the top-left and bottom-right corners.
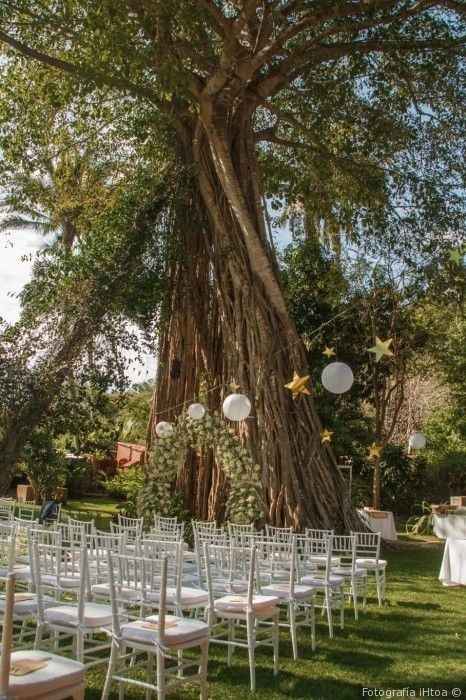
[322, 346, 336, 359]
[321, 429, 333, 444]
[229, 380, 240, 392]
[368, 337, 394, 362]
[285, 372, 311, 399]
[368, 443, 383, 461]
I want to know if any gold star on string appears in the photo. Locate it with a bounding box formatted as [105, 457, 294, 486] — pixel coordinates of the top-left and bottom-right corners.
[285, 372, 311, 399]
[368, 337, 393, 362]
[368, 443, 383, 461]
[323, 346, 336, 359]
[229, 381, 240, 392]
[321, 429, 333, 444]
[449, 247, 464, 265]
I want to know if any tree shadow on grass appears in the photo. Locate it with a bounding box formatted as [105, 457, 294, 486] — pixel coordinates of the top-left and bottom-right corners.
[396, 600, 441, 610]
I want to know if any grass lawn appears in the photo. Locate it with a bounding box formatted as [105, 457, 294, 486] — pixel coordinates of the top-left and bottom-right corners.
[83, 539, 466, 699]
[64, 496, 121, 530]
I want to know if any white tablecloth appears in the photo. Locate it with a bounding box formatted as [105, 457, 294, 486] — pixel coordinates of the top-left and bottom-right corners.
[439, 538, 466, 586]
[433, 514, 466, 539]
[357, 509, 397, 541]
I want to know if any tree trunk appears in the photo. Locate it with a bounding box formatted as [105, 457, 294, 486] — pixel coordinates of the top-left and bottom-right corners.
[372, 461, 381, 510]
[148, 105, 360, 531]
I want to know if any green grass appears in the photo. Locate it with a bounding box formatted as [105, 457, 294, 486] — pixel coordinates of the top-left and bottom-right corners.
[83, 540, 466, 699]
[64, 496, 121, 530]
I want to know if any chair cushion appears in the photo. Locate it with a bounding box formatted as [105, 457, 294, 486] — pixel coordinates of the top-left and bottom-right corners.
[331, 567, 366, 578]
[301, 575, 344, 587]
[356, 558, 387, 568]
[121, 614, 208, 647]
[7, 650, 84, 698]
[91, 583, 140, 600]
[147, 587, 209, 607]
[262, 583, 314, 600]
[0, 565, 31, 582]
[44, 602, 112, 628]
[310, 556, 340, 566]
[0, 593, 55, 616]
[41, 574, 81, 589]
[214, 594, 279, 613]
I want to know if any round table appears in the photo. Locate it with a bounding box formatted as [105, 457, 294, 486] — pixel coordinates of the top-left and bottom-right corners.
[357, 508, 397, 541]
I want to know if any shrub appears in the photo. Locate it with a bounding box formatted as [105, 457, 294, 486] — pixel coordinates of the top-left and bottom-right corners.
[22, 430, 67, 503]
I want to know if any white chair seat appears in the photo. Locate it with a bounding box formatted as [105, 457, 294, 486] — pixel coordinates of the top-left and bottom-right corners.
[301, 575, 343, 587]
[121, 614, 208, 647]
[310, 556, 340, 566]
[0, 593, 55, 616]
[44, 602, 113, 628]
[261, 583, 314, 600]
[331, 567, 366, 578]
[356, 558, 387, 568]
[147, 586, 209, 607]
[41, 574, 81, 589]
[0, 565, 31, 582]
[6, 649, 84, 698]
[91, 582, 140, 600]
[214, 594, 279, 613]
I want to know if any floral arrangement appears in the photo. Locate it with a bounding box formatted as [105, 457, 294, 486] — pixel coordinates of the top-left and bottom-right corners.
[142, 411, 263, 524]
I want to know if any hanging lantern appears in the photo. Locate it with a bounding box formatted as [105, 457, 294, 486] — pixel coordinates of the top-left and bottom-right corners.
[321, 362, 354, 394]
[187, 403, 206, 420]
[222, 394, 251, 422]
[408, 432, 426, 453]
[155, 421, 174, 438]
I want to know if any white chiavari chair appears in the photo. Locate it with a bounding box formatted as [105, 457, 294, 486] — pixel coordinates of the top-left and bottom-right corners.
[351, 531, 386, 606]
[101, 553, 209, 700]
[0, 571, 85, 700]
[262, 536, 316, 659]
[265, 524, 294, 545]
[205, 543, 279, 692]
[34, 542, 112, 667]
[330, 534, 367, 620]
[0, 500, 14, 523]
[141, 539, 209, 616]
[300, 534, 345, 638]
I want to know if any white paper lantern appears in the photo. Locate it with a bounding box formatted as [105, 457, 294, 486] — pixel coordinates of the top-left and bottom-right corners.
[155, 421, 174, 438]
[321, 362, 354, 394]
[408, 432, 426, 451]
[187, 403, 206, 420]
[222, 393, 251, 422]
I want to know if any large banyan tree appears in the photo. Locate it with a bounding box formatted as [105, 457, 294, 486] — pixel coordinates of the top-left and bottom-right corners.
[0, 1, 464, 528]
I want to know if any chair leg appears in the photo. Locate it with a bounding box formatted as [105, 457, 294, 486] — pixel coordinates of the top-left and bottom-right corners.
[157, 647, 166, 700]
[227, 619, 234, 666]
[76, 629, 84, 664]
[340, 592, 345, 630]
[101, 640, 119, 700]
[325, 591, 333, 638]
[289, 602, 298, 660]
[246, 613, 256, 692]
[34, 622, 44, 650]
[375, 569, 382, 606]
[272, 613, 279, 677]
[352, 579, 358, 621]
[199, 640, 209, 700]
[177, 649, 183, 678]
[72, 685, 85, 700]
[310, 600, 316, 652]
[146, 650, 155, 700]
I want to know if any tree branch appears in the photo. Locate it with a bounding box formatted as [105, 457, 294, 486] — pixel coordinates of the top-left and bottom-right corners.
[0, 28, 162, 105]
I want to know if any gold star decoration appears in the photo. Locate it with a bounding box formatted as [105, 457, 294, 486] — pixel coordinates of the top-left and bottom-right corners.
[368, 443, 383, 461]
[368, 336, 394, 362]
[229, 380, 240, 392]
[285, 372, 311, 399]
[321, 429, 333, 444]
[449, 247, 464, 266]
[322, 346, 336, 359]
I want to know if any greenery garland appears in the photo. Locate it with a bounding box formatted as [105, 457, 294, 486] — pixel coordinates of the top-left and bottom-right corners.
[142, 411, 263, 524]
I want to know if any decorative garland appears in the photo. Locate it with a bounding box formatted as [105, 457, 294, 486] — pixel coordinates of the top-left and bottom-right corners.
[142, 411, 263, 524]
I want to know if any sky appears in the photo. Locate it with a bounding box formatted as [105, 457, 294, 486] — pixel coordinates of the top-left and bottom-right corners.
[0, 229, 156, 384]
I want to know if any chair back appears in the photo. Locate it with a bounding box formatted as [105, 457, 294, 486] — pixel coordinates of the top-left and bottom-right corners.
[0, 571, 17, 697]
[331, 534, 357, 574]
[0, 500, 14, 522]
[265, 524, 294, 544]
[351, 530, 381, 562]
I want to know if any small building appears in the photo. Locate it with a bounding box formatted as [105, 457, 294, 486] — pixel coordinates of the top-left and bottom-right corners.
[116, 442, 146, 468]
